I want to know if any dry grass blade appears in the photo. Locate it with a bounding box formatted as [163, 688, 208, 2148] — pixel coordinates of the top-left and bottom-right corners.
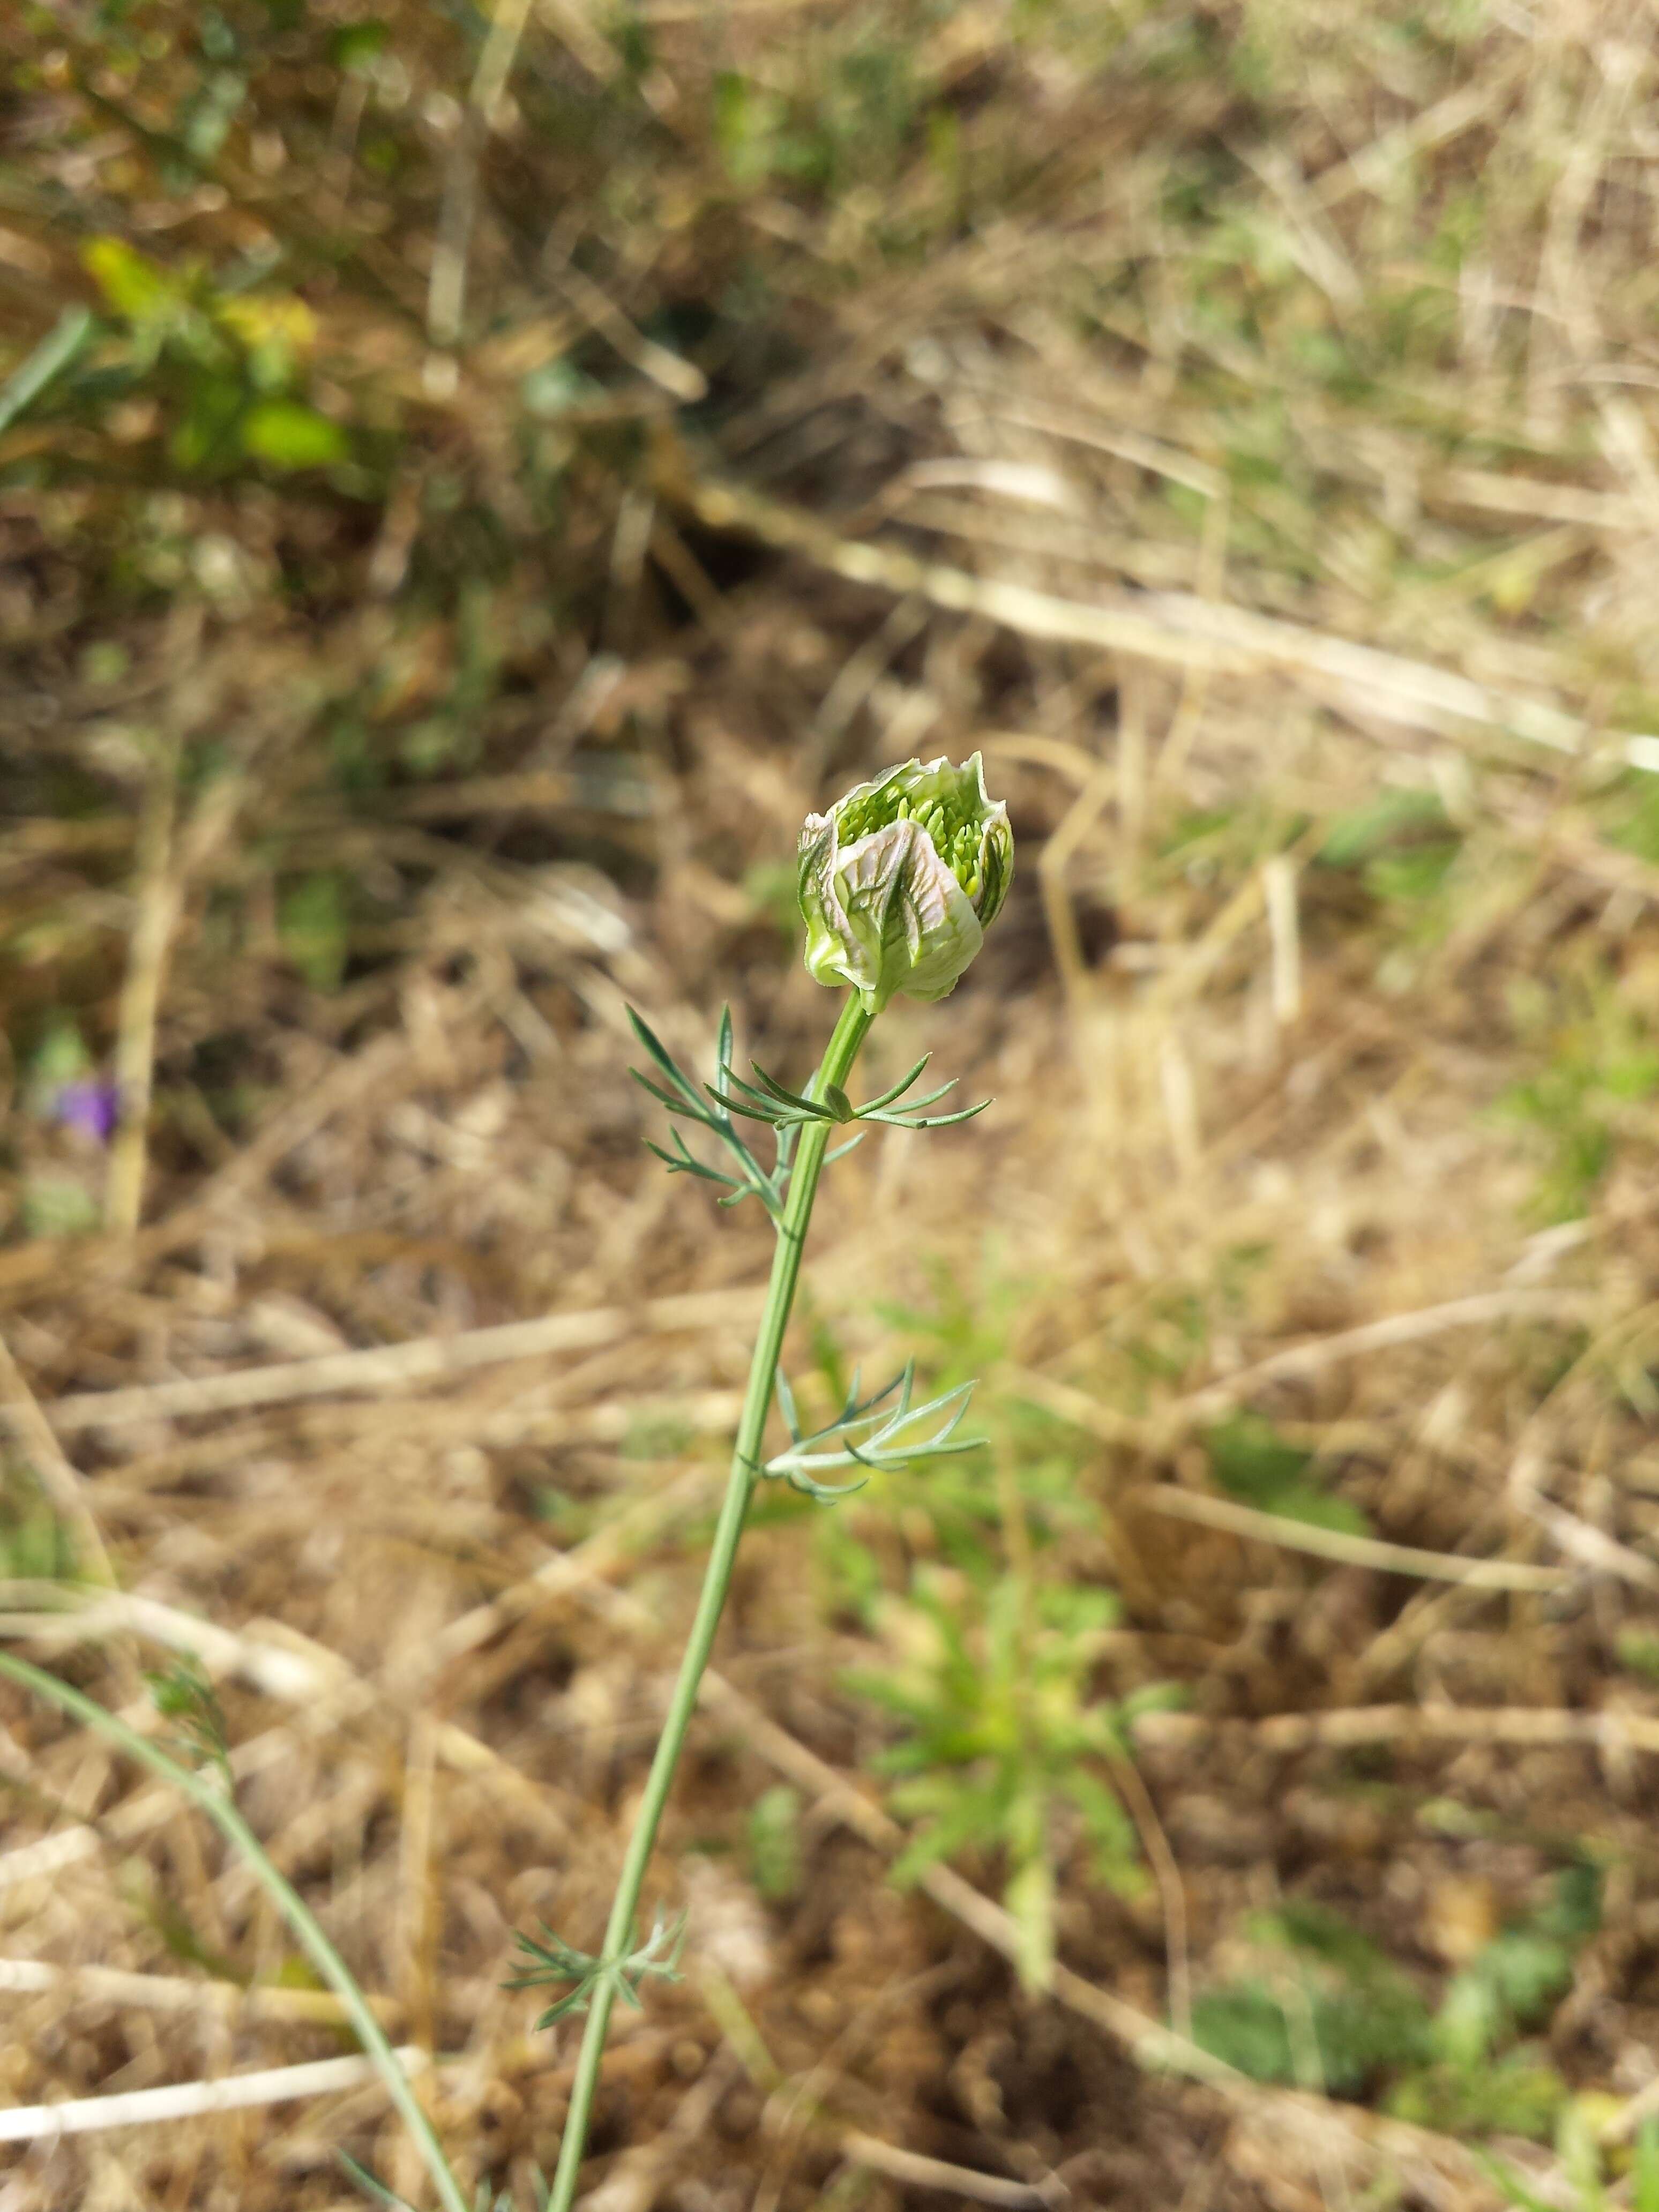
[665, 460, 1655, 757]
[1137, 1485, 1562, 1590]
[104, 736, 181, 1236]
[836, 2131, 1064, 2207]
[0, 2047, 435, 2144]
[0, 1582, 341, 1699]
[22, 1288, 761, 1433]
[1178, 1290, 1598, 1413]
[0, 1955, 401, 2029]
[1131, 1705, 1659, 1759]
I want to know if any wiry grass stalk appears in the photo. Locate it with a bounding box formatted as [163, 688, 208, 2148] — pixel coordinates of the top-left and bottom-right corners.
[0, 1649, 470, 2212]
[545, 991, 870, 2211]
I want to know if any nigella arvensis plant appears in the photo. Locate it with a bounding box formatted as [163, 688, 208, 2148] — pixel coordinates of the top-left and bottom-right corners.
[528, 754, 1013, 2209]
[0, 760, 1012, 2212]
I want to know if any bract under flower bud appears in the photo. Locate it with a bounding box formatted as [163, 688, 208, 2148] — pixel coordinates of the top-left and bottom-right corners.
[798, 753, 1013, 1013]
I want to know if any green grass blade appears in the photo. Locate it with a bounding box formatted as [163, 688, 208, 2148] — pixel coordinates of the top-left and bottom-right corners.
[0, 307, 93, 437]
[0, 1651, 469, 2212]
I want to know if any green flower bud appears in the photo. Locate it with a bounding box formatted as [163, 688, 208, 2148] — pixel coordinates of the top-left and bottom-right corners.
[797, 753, 1013, 1014]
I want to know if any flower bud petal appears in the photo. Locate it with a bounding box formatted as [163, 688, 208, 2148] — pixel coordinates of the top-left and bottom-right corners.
[797, 753, 1013, 1013]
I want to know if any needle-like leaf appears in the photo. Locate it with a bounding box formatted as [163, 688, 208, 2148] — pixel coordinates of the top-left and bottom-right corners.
[764, 1360, 984, 1499]
[705, 1077, 827, 1129]
[875, 1078, 959, 1114]
[775, 1365, 802, 1437]
[749, 1062, 825, 1114]
[645, 1135, 724, 1183]
[879, 1095, 994, 1131]
[631, 1007, 806, 1217]
[627, 1009, 707, 1112]
[855, 1054, 934, 1114]
[631, 1068, 712, 1122]
[506, 1913, 686, 2032]
[338, 2156, 422, 2211]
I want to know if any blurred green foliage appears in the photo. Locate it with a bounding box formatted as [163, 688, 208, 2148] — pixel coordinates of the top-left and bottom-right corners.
[846, 1574, 1156, 1990]
[746, 1784, 805, 1905]
[1192, 1900, 1433, 2096]
[805, 1271, 1178, 1989]
[80, 234, 349, 477]
[1480, 2117, 1659, 2212]
[145, 1652, 233, 1785]
[1193, 1868, 1601, 2140]
[1204, 1414, 1372, 1536]
[0, 1468, 76, 1581]
[1501, 974, 1659, 1221]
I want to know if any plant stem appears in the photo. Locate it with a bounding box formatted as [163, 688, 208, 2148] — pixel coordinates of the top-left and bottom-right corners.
[0, 1650, 470, 2212]
[547, 992, 871, 2211]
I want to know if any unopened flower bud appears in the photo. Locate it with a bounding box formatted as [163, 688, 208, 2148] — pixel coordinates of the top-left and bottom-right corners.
[797, 753, 1013, 1013]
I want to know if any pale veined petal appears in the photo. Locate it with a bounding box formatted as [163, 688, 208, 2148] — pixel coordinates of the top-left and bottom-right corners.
[797, 754, 1012, 1013]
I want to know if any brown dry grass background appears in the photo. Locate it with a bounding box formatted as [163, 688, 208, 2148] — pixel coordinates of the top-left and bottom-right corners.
[4, 0, 1659, 2205]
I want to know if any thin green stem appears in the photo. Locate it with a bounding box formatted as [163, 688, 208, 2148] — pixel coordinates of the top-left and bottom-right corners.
[547, 993, 871, 2212]
[0, 1650, 469, 2212]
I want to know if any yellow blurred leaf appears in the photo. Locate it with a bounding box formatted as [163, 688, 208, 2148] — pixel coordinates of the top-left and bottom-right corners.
[216, 293, 318, 360]
[241, 400, 348, 470]
[83, 236, 180, 323]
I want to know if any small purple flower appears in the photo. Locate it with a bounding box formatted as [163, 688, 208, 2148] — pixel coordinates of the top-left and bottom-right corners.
[55, 1078, 121, 1146]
